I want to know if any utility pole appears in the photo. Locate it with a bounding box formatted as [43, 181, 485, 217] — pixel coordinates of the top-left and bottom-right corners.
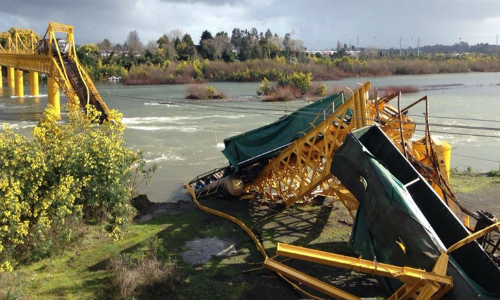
[417, 36, 420, 57]
[399, 35, 403, 56]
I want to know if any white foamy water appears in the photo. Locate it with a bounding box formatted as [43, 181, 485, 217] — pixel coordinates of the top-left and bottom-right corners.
[127, 125, 198, 132]
[145, 154, 185, 163]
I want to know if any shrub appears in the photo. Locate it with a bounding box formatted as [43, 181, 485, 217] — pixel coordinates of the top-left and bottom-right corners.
[108, 254, 178, 300]
[185, 84, 226, 99]
[277, 71, 312, 95]
[258, 77, 273, 95]
[0, 105, 152, 271]
[308, 82, 327, 97]
[262, 86, 296, 102]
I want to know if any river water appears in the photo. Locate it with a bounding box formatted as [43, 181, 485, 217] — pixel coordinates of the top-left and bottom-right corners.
[1, 72, 499, 202]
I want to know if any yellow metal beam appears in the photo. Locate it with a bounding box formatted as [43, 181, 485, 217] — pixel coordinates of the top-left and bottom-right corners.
[263, 257, 361, 300]
[447, 221, 500, 254]
[276, 243, 452, 286]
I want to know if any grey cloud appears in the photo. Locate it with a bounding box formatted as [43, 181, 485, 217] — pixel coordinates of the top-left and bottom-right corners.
[1, 0, 498, 49]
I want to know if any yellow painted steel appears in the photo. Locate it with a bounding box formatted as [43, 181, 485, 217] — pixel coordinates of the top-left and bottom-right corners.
[0, 69, 2, 88]
[447, 221, 500, 254]
[276, 243, 453, 300]
[48, 76, 60, 116]
[0, 22, 110, 117]
[7, 66, 14, 88]
[15, 69, 23, 97]
[29, 71, 39, 95]
[245, 82, 418, 216]
[264, 257, 361, 300]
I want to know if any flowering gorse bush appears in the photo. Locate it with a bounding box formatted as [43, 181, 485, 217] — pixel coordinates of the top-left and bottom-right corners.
[0, 105, 153, 272]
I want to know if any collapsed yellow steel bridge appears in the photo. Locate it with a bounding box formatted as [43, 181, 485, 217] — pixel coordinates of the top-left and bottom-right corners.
[187, 82, 500, 300]
[0, 22, 110, 119]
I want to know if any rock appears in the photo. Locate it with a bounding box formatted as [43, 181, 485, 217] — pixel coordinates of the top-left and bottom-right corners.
[137, 214, 153, 223]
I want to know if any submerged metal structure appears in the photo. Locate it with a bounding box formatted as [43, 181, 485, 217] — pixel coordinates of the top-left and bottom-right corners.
[186, 82, 499, 299]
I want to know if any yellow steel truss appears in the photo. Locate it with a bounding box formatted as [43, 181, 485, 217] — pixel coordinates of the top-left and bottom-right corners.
[245, 82, 417, 216]
[0, 22, 110, 117]
[271, 243, 453, 300]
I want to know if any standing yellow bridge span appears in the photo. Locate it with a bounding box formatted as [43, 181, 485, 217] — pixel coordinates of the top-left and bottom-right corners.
[0, 22, 110, 120]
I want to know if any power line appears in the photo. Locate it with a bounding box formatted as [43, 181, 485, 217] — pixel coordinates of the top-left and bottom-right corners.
[106, 92, 500, 134]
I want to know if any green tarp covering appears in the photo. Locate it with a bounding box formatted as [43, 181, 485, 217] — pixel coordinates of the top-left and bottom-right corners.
[331, 126, 500, 300]
[222, 92, 346, 170]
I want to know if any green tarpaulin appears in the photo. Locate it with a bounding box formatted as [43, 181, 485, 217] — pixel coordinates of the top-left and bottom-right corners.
[222, 92, 346, 170]
[331, 126, 500, 300]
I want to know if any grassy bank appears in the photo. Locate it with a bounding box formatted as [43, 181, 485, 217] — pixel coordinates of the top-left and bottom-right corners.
[2, 170, 498, 300]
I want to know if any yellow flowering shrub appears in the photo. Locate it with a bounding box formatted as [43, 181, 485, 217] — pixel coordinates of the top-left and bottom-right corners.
[0, 105, 152, 271]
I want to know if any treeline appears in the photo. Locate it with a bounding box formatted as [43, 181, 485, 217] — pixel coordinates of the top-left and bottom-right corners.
[75, 27, 500, 84]
[386, 41, 500, 56]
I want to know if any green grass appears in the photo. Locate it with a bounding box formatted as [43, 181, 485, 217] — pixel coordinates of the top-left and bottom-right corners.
[0, 198, 378, 300]
[0, 223, 171, 300]
[450, 169, 500, 194]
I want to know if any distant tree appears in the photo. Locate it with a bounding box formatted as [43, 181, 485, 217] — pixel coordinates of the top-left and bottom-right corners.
[156, 34, 169, 49]
[125, 30, 143, 55]
[77, 43, 99, 67]
[230, 28, 242, 48]
[146, 40, 157, 53]
[98, 38, 112, 55]
[265, 29, 272, 39]
[176, 34, 197, 60]
[199, 30, 213, 43]
[182, 33, 195, 46]
[198, 30, 214, 59]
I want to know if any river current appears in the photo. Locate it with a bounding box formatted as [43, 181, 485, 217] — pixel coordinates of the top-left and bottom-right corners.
[1, 72, 499, 202]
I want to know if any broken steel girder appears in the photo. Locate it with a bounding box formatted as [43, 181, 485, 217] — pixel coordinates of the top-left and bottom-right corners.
[244, 82, 416, 211]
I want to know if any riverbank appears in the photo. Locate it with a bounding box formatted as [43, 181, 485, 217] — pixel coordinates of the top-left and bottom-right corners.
[118, 56, 500, 85]
[1, 170, 497, 300]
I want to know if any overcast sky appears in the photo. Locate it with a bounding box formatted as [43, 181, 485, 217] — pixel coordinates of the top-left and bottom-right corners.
[1, 0, 499, 50]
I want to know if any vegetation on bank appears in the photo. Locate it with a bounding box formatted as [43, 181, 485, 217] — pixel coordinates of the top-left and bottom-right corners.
[0, 105, 155, 273]
[74, 28, 500, 85]
[185, 84, 226, 100]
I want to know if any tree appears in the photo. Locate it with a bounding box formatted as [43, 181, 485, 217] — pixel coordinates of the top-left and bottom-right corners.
[145, 40, 157, 53]
[198, 30, 214, 59]
[125, 30, 143, 56]
[98, 38, 112, 56]
[176, 34, 197, 61]
[182, 33, 195, 46]
[199, 30, 213, 43]
[156, 34, 169, 49]
[265, 29, 272, 39]
[77, 43, 99, 67]
[167, 29, 183, 41]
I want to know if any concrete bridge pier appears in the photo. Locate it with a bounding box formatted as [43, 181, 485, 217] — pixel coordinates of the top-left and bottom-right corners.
[15, 69, 24, 97]
[48, 77, 60, 116]
[29, 71, 39, 96]
[7, 67, 15, 88]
